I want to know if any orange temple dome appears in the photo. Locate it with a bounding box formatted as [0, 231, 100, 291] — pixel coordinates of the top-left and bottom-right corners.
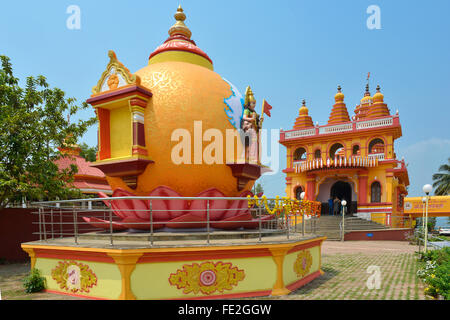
[89, 6, 259, 198]
[354, 84, 372, 120]
[148, 6, 213, 70]
[293, 100, 314, 129]
[328, 86, 350, 124]
[366, 85, 390, 118]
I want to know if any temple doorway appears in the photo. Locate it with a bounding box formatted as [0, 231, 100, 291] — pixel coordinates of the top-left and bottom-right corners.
[295, 186, 304, 201]
[330, 181, 353, 215]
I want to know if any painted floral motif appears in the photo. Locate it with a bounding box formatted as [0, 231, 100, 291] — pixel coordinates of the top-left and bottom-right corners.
[293, 250, 313, 278]
[51, 260, 97, 293]
[169, 261, 245, 295]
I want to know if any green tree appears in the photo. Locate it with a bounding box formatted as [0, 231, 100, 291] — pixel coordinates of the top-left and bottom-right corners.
[432, 158, 450, 195]
[253, 182, 264, 195]
[0, 55, 96, 209]
[79, 142, 98, 162]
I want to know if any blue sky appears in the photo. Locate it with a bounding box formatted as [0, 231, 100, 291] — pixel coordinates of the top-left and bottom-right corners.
[1, 0, 449, 202]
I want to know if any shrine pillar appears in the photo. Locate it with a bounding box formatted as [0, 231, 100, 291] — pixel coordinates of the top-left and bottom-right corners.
[358, 170, 368, 204]
[306, 174, 316, 201]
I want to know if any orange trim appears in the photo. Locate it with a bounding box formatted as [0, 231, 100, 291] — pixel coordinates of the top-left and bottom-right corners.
[23, 237, 323, 256]
[169, 289, 273, 300]
[287, 238, 325, 254]
[132, 146, 148, 156]
[108, 252, 142, 300]
[34, 249, 115, 263]
[286, 270, 322, 291]
[138, 248, 271, 263]
[22, 247, 36, 269]
[269, 247, 290, 296]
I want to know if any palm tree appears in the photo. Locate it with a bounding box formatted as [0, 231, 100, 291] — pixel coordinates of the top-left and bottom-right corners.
[432, 158, 450, 195]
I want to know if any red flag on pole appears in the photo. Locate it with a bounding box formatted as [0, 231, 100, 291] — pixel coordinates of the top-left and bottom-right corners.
[262, 99, 272, 117]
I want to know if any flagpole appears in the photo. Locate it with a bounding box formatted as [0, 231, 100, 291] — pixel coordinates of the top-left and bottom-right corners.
[256, 99, 266, 165]
[260, 99, 266, 129]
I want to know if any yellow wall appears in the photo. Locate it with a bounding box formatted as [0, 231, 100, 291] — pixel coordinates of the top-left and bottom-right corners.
[34, 258, 122, 299]
[109, 107, 132, 159]
[131, 256, 277, 299]
[283, 246, 320, 286]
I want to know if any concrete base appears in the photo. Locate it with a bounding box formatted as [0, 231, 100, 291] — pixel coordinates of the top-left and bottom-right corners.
[21, 233, 326, 300]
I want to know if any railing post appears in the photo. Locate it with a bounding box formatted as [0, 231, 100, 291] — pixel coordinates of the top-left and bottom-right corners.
[42, 207, 47, 242]
[59, 207, 63, 238]
[302, 208, 305, 237]
[294, 210, 297, 234]
[73, 204, 78, 245]
[286, 211, 290, 240]
[258, 205, 262, 242]
[109, 202, 113, 246]
[206, 200, 210, 245]
[38, 207, 42, 241]
[150, 200, 153, 247]
[51, 208, 54, 240]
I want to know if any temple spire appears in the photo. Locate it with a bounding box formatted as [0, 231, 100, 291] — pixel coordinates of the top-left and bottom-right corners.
[328, 85, 350, 124]
[293, 99, 313, 129]
[366, 84, 390, 118]
[168, 5, 192, 39]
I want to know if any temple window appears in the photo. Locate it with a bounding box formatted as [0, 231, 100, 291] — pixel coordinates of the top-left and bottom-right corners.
[371, 181, 381, 203]
[293, 147, 307, 161]
[314, 149, 321, 159]
[295, 186, 304, 200]
[329, 143, 344, 159]
[352, 145, 360, 156]
[369, 138, 385, 154]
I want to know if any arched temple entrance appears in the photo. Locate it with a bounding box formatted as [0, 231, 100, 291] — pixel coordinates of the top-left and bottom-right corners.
[295, 186, 304, 201]
[316, 178, 357, 215]
[330, 181, 354, 215]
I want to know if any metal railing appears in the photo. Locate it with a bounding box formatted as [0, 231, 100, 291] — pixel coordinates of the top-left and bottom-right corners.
[30, 196, 320, 247]
[339, 215, 415, 241]
[414, 228, 450, 252]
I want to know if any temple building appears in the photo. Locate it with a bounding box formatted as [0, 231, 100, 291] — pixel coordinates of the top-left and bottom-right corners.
[55, 144, 112, 196]
[279, 84, 410, 226]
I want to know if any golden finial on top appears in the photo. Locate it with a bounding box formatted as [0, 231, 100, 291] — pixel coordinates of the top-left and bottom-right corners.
[168, 5, 192, 39]
[334, 85, 345, 102]
[244, 86, 256, 107]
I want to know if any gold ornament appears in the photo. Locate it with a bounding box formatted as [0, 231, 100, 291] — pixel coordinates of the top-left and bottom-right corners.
[168, 5, 192, 39]
[51, 260, 98, 293]
[293, 250, 313, 278]
[169, 261, 245, 295]
[244, 86, 256, 107]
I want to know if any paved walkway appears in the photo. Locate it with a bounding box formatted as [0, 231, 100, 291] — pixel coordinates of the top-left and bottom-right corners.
[275, 241, 427, 300]
[1, 241, 427, 300]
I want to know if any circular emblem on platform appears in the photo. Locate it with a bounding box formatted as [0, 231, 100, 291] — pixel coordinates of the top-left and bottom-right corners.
[293, 250, 313, 278]
[199, 270, 216, 286]
[169, 261, 245, 295]
[51, 260, 97, 293]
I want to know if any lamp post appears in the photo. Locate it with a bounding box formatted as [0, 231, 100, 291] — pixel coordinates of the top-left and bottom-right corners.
[341, 200, 347, 242]
[420, 197, 426, 252]
[422, 184, 433, 252]
[301, 192, 305, 236]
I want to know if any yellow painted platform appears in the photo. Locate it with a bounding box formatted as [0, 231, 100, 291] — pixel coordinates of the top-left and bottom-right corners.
[21, 233, 326, 300]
